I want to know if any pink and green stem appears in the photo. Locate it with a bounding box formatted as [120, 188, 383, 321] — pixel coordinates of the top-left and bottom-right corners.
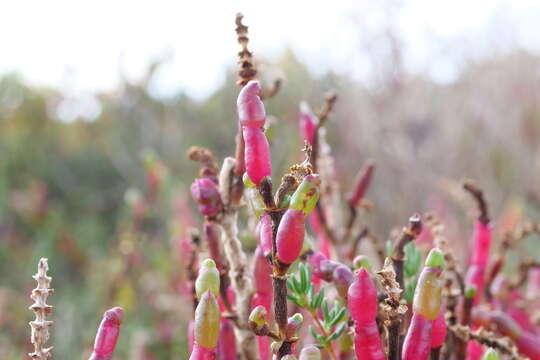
[402, 248, 445, 360]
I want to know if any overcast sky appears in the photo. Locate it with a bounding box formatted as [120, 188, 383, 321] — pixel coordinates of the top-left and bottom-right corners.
[2, 0, 540, 100]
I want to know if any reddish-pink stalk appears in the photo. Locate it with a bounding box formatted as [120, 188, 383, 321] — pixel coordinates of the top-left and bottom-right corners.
[252, 246, 273, 360]
[431, 306, 447, 349]
[309, 212, 331, 259]
[88, 307, 124, 360]
[473, 306, 540, 359]
[191, 344, 217, 360]
[299, 101, 318, 145]
[347, 160, 375, 208]
[347, 268, 385, 360]
[466, 222, 492, 304]
[217, 319, 236, 360]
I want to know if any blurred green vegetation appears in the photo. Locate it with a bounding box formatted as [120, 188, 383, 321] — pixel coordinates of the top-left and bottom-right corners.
[1, 47, 540, 359]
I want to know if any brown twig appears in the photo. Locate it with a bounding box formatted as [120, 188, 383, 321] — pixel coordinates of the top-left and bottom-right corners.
[309, 91, 337, 173]
[377, 258, 408, 360]
[187, 146, 219, 183]
[463, 180, 490, 224]
[29, 258, 54, 360]
[391, 214, 422, 290]
[348, 227, 369, 261]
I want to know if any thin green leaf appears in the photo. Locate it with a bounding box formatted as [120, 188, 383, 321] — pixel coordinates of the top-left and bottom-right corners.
[328, 307, 347, 328]
[322, 300, 330, 322]
[327, 323, 346, 342]
[314, 288, 325, 309]
[287, 293, 301, 306]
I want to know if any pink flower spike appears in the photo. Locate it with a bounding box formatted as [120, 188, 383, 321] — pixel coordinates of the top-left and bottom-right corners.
[237, 80, 266, 128]
[242, 126, 272, 185]
[276, 209, 305, 264]
[299, 101, 318, 145]
[89, 307, 124, 360]
[217, 319, 236, 360]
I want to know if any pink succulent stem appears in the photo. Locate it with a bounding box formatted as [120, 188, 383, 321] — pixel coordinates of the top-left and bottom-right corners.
[402, 249, 444, 360]
[88, 307, 124, 360]
[299, 101, 318, 145]
[431, 306, 447, 349]
[217, 319, 236, 360]
[259, 214, 273, 257]
[347, 268, 386, 360]
[242, 126, 272, 185]
[347, 160, 375, 207]
[276, 209, 305, 264]
[190, 343, 217, 360]
[402, 312, 433, 360]
[188, 319, 195, 354]
[252, 245, 273, 360]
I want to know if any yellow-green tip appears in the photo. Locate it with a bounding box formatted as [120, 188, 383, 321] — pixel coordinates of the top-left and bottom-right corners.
[425, 248, 445, 269]
[481, 348, 500, 360]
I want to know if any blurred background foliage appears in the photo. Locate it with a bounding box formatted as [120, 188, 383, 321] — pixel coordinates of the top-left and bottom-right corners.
[1, 29, 540, 359]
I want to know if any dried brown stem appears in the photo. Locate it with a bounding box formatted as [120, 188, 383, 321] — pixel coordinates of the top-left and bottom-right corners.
[260, 79, 282, 100]
[29, 258, 54, 360]
[187, 146, 219, 182]
[235, 13, 257, 86]
[391, 214, 422, 290]
[310, 91, 337, 173]
[447, 323, 526, 359]
[463, 180, 490, 224]
[377, 258, 408, 360]
[348, 227, 369, 261]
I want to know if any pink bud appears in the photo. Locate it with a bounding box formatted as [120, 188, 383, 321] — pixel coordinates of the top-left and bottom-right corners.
[89, 307, 124, 360]
[259, 213, 273, 257]
[191, 178, 222, 217]
[254, 246, 273, 296]
[299, 102, 318, 144]
[348, 268, 378, 324]
[237, 80, 266, 128]
[347, 160, 375, 207]
[276, 209, 305, 264]
[243, 126, 272, 185]
[333, 264, 354, 298]
[308, 251, 328, 279]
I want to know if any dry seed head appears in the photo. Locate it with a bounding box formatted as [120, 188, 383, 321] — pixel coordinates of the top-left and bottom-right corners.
[29, 258, 54, 360]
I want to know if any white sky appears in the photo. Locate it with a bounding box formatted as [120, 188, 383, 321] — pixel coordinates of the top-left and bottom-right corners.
[2, 0, 540, 100]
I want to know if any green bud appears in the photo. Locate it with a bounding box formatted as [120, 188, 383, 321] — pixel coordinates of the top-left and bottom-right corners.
[481, 348, 500, 360]
[248, 305, 268, 330]
[465, 285, 477, 300]
[425, 248, 445, 269]
[243, 173, 256, 188]
[353, 255, 372, 271]
[195, 259, 220, 299]
[299, 345, 321, 360]
[194, 291, 220, 348]
[289, 174, 321, 215]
